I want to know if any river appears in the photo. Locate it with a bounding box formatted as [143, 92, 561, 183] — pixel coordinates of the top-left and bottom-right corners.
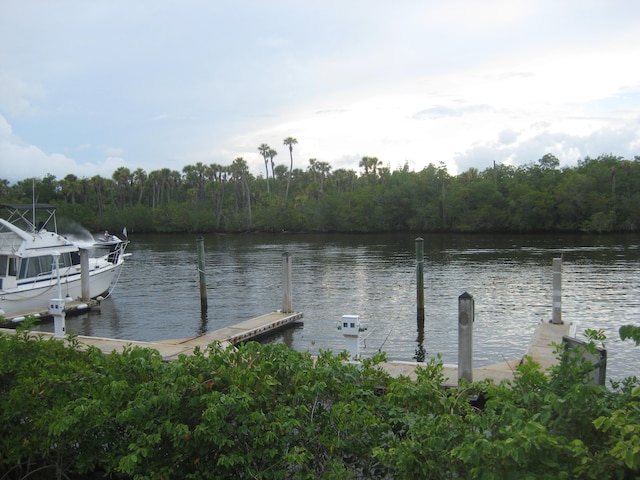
[36, 232, 640, 381]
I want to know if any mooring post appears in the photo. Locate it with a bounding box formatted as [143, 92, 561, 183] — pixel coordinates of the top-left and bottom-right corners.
[416, 237, 425, 331]
[80, 248, 90, 301]
[552, 257, 562, 324]
[458, 292, 474, 383]
[282, 252, 293, 313]
[51, 252, 66, 338]
[196, 236, 208, 313]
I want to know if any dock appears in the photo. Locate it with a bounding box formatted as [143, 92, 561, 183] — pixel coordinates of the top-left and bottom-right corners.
[0, 315, 574, 385]
[0, 299, 100, 326]
[380, 320, 576, 386]
[0, 311, 304, 361]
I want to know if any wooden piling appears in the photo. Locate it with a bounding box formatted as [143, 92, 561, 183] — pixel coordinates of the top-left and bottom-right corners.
[282, 252, 293, 313]
[80, 249, 90, 301]
[552, 257, 562, 324]
[196, 236, 207, 313]
[416, 237, 425, 331]
[458, 292, 474, 383]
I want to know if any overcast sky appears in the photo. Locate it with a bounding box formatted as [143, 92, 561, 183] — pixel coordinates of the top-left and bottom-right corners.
[1, 0, 639, 184]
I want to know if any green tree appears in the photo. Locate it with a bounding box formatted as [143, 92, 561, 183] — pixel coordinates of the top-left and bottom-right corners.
[258, 143, 271, 193]
[112, 167, 132, 209]
[230, 157, 252, 230]
[283, 137, 297, 200]
[316, 160, 331, 194]
[59, 174, 80, 205]
[268, 148, 278, 183]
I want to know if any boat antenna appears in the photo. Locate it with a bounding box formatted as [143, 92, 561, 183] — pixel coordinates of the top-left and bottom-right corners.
[32, 178, 36, 232]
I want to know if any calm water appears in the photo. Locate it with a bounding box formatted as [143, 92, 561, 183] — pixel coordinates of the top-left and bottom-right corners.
[36, 233, 640, 381]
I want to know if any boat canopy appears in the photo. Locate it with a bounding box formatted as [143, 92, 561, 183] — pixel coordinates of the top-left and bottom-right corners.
[0, 203, 58, 233]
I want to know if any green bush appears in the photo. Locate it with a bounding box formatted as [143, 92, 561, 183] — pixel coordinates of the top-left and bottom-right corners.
[1, 327, 639, 479]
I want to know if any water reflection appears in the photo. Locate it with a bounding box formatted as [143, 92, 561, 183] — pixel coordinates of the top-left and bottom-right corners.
[414, 324, 426, 363]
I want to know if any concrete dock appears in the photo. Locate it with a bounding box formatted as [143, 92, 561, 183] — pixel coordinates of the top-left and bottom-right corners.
[0, 311, 303, 361]
[0, 316, 574, 386]
[0, 299, 100, 326]
[380, 320, 576, 386]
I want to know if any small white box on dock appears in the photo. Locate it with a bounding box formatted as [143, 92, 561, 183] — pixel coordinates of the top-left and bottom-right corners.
[49, 299, 65, 314]
[340, 315, 360, 336]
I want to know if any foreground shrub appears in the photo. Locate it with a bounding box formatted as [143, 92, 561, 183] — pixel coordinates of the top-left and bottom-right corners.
[0, 327, 638, 479]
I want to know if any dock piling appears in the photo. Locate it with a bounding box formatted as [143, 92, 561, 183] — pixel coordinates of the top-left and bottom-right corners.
[416, 237, 425, 331]
[51, 252, 66, 338]
[552, 257, 562, 324]
[196, 236, 208, 313]
[458, 292, 474, 383]
[282, 252, 293, 313]
[80, 249, 90, 301]
[415, 237, 426, 361]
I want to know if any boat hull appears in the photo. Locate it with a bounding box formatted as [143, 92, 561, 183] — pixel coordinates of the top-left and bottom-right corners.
[0, 261, 123, 318]
[0, 204, 129, 320]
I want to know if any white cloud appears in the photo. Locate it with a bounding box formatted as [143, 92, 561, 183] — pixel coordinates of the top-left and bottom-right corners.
[454, 117, 640, 173]
[0, 0, 639, 183]
[0, 114, 125, 183]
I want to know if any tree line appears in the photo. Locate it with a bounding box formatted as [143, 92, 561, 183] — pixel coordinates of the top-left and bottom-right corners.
[2, 143, 639, 234]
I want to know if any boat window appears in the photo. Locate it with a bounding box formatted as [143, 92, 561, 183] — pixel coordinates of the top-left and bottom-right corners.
[18, 255, 54, 279]
[19, 259, 33, 279]
[38, 255, 53, 275]
[8, 258, 16, 276]
[0, 255, 6, 277]
[59, 252, 73, 268]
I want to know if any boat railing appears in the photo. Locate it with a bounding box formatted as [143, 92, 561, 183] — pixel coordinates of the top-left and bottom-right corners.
[21, 263, 77, 287]
[19, 272, 57, 291]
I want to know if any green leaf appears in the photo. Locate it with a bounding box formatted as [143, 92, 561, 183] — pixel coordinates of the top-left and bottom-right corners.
[620, 325, 640, 346]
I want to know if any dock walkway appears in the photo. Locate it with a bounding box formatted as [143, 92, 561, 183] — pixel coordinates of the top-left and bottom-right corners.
[0, 311, 303, 362]
[0, 315, 574, 386]
[1, 299, 99, 325]
[380, 320, 576, 386]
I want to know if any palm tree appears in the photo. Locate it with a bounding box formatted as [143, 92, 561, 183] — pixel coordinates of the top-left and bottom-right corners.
[308, 158, 318, 183]
[274, 164, 288, 182]
[316, 161, 332, 194]
[258, 143, 271, 193]
[208, 163, 227, 229]
[359, 156, 372, 175]
[437, 162, 448, 229]
[370, 157, 381, 178]
[61, 174, 80, 205]
[112, 167, 132, 209]
[230, 157, 252, 229]
[91, 175, 107, 216]
[332, 168, 357, 193]
[283, 137, 297, 200]
[132, 168, 147, 205]
[268, 148, 278, 187]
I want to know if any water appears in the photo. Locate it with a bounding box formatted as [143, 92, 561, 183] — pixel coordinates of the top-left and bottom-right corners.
[36, 233, 640, 381]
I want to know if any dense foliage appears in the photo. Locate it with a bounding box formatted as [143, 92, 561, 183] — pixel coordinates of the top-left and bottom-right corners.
[2, 152, 640, 234]
[1, 326, 639, 479]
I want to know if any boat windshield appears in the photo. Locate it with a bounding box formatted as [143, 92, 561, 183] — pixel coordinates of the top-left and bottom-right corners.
[17, 252, 74, 280]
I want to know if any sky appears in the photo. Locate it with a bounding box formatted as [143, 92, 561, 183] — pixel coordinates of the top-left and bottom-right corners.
[1, 0, 639, 184]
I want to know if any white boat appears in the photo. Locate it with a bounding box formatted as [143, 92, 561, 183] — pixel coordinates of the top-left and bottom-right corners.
[0, 203, 129, 319]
